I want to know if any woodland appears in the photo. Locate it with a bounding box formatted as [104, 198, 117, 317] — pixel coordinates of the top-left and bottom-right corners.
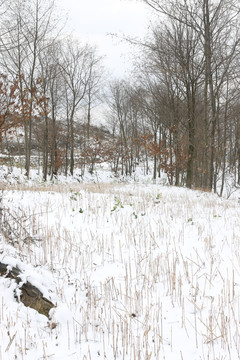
[0, 0, 240, 194]
[1, 2, 240, 358]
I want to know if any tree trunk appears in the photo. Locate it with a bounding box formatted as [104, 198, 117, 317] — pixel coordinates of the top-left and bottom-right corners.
[70, 117, 74, 176]
[186, 86, 195, 189]
[43, 112, 49, 181]
[24, 122, 31, 178]
[153, 132, 157, 180]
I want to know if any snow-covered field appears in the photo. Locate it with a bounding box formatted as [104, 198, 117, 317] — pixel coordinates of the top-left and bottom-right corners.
[1, 167, 240, 359]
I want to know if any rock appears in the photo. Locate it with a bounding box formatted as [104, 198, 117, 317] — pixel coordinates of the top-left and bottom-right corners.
[0, 262, 55, 318]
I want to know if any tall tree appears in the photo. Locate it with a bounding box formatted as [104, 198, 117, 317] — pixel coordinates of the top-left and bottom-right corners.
[0, 0, 59, 177]
[139, 0, 240, 190]
[59, 39, 102, 175]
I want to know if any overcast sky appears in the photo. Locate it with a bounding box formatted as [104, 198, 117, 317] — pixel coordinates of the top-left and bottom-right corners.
[59, 0, 152, 77]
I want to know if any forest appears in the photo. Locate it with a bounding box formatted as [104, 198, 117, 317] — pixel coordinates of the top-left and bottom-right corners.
[0, 0, 240, 194]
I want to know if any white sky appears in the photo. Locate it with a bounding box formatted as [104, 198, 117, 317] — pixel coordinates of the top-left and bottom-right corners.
[58, 0, 152, 77]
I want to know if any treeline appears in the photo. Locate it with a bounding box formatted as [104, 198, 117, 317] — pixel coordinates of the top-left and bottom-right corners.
[0, 0, 104, 181]
[0, 0, 240, 193]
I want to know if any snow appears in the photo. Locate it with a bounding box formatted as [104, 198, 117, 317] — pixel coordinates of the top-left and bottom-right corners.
[0, 166, 240, 359]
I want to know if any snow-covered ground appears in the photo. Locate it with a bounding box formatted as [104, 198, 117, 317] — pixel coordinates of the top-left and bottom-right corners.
[0, 166, 240, 359]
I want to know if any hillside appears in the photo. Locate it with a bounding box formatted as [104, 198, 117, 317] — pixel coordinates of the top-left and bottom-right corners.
[0, 170, 240, 359]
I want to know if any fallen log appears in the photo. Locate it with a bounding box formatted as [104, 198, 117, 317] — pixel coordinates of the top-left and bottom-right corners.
[0, 262, 55, 318]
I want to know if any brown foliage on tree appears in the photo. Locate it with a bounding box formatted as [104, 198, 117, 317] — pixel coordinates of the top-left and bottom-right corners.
[0, 75, 20, 147]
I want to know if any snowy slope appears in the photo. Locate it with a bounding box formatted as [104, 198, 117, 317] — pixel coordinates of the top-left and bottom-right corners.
[0, 170, 240, 359]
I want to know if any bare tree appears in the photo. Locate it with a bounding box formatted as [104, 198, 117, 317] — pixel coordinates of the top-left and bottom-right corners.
[106, 79, 144, 176]
[59, 39, 103, 176]
[84, 54, 105, 141]
[138, 0, 240, 190]
[37, 40, 65, 180]
[0, 0, 60, 177]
